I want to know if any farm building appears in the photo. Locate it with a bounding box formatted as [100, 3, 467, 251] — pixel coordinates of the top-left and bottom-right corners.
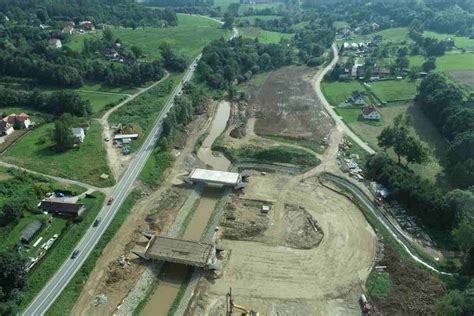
[39, 200, 85, 217]
[361, 105, 381, 120]
[21, 220, 43, 242]
[0, 113, 31, 135]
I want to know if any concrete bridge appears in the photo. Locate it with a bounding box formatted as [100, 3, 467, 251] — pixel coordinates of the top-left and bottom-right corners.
[181, 168, 246, 189]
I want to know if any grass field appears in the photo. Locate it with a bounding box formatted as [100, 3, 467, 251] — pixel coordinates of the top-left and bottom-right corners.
[67, 14, 227, 60]
[367, 272, 392, 298]
[109, 73, 181, 150]
[236, 15, 281, 24]
[334, 21, 349, 29]
[239, 2, 284, 13]
[112, 14, 227, 60]
[424, 31, 474, 51]
[3, 121, 114, 187]
[321, 80, 366, 106]
[339, 103, 449, 184]
[349, 27, 411, 44]
[368, 79, 418, 102]
[409, 53, 474, 71]
[239, 26, 294, 44]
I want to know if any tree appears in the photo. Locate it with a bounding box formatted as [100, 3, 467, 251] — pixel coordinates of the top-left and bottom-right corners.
[223, 13, 234, 29]
[0, 251, 27, 302]
[377, 126, 396, 152]
[422, 57, 436, 72]
[52, 114, 75, 152]
[446, 189, 474, 221]
[395, 55, 409, 70]
[103, 28, 114, 43]
[434, 291, 466, 316]
[453, 219, 474, 251]
[131, 46, 143, 58]
[228, 3, 240, 15]
[403, 135, 428, 166]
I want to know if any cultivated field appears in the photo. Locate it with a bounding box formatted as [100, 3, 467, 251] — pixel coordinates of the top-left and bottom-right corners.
[447, 70, 474, 90]
[252, 66, 333, 142]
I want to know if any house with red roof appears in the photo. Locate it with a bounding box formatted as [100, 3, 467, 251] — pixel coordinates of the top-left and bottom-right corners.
[361, 105, 381, 120]
[0, 113, 32, 135]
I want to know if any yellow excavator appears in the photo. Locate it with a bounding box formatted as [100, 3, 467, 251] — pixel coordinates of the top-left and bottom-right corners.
[226, 288, 259, 316]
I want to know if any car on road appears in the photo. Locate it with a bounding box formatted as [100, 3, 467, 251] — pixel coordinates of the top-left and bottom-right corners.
[93, 217, 101, 227]
[71, 249, 80, 259]
[107, 197, 113, 205]
[104, 137, 110, 142]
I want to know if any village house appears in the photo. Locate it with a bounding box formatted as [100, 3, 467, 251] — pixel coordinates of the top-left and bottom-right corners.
[350, 91, 365, 105]
[48, 38, 62, 48]
[371, 22, 380, 31]
[362, 105, 381, 120]
[61, 25, 74, 35]
[372, 35, 384, 43]
[0, 113, 31, 135]
[39, 200, 85, 217]
[443, 38, 455, 49]
[71, 127, 85, 143]
[79, 20, 95, 31]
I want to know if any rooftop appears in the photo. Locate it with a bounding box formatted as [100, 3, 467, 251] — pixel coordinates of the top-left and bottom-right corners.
[189, 168, 240, 185]
[146, 236, 213, 267]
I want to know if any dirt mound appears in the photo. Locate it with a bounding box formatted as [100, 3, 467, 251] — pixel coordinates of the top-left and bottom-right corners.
[221, 199, 269, 241]
[283, 204, 323, 249]
[372, 242, 445, 315]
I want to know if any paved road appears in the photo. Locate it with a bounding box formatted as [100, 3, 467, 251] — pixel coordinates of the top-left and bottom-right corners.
[23, 24, 239, 316]
[322, 173, 451, 275]
[313, 44, 375, 154]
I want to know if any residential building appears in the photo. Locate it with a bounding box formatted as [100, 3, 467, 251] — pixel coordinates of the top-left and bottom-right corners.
[48, 38, 62, 48]
[79, 21, 95, 31]
[0, 120, 14, 136]
[0, 113, 31, 135]
[371, 22, 380, 31]
[39, 200, 85, 217]
[351, 91, 365, 105]
[61, 25, 74, 34]
[15, 112, 31, 129]
[362, 105, 381, 120]
[443, 38, 455, 49]
[71, 127, 85, 143]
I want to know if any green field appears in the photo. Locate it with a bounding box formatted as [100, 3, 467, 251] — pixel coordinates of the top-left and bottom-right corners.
[109, 74, 181, 150]
[112, 14, 227, 60]
[237, 15, 281, 24]
[424, 31, 474, 51]
[338, 103, 449, 184]
[368, 79, 418, 102]
[334, 21, 349, 29]
[3, 121, 114, 187]
[321, 80, 366, 106]
[239, 2, 284, 13]
[239, 26, 293, 44]
[0, 107, 46, 124]
[349, 27, 411, 44]
[409, 53, 474, 71]
[67, 14, 228, 60]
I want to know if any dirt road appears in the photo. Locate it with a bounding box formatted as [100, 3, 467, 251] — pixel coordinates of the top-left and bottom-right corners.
[312, 44, 375, 154]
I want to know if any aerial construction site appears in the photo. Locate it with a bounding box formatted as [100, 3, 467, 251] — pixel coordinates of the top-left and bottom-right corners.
[71, 65, 441, 316]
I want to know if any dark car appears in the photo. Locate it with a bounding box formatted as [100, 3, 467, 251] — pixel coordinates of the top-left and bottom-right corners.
[71, 249, 80, 259]
[107, 197, 113, 205]
[93, 217, 101, 227]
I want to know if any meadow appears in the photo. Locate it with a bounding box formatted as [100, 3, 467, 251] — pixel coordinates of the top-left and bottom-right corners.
[409, 53, 474, 71]
[368, 79, 418, 102]
[423, 31, 474, 51]
[3, 121, 114, 187]
[321, 80, 366, 106]
[238, 26, 294, 44]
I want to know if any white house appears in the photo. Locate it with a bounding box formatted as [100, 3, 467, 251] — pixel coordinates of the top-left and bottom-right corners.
[48, 39, 62, 49]
[362, 105, 381, 120]
[71, 128, 85, 143]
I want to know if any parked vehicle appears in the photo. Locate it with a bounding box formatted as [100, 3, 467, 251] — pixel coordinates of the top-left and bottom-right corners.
[107, 197, 113, 205]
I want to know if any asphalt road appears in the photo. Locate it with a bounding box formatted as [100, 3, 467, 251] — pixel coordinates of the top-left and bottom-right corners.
[23, 26, 238, 316]
[322, 173, 451, 275]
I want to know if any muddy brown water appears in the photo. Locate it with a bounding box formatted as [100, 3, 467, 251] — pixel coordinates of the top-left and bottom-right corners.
[197, 101, 231, 171]
[142, 102, 230, 315]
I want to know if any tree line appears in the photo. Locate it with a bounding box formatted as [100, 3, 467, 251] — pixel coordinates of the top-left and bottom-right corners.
[196, 37, 294, 90]
[0, 0, 177, 28]
[417, 73, 474, 188]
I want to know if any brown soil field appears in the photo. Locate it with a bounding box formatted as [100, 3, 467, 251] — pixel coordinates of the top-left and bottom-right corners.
[192, 172, 377, 315]
[371, 242, 446, 315]
[447, 70, 474, 89]
[252, 66, 333, 142]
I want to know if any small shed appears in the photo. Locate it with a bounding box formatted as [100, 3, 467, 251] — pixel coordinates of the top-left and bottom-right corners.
[21, 220, 43, 242]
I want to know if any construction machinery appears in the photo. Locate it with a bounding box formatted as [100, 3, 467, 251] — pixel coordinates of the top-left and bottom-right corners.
[360, 294, 373, 316]
[226, 288, 259, 316]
